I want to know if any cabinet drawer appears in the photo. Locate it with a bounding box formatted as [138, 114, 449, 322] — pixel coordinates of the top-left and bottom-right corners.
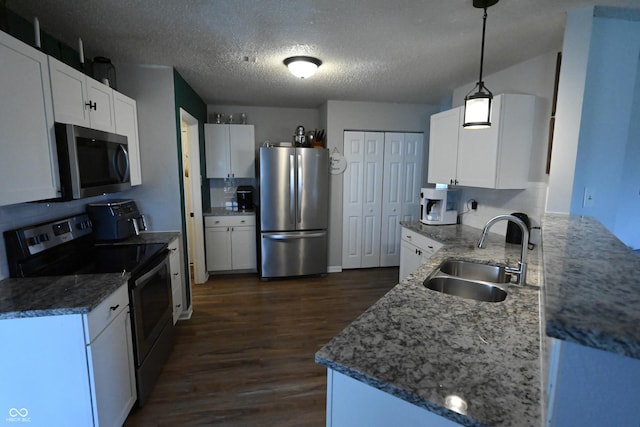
[85, 283, 129, 343]
[205, 215, 255, 228]
[401, 229, 443, 254]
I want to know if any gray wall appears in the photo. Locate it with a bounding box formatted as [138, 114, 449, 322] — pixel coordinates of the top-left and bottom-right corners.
[206, 105, 320, 148]
[324, 100, 440, 270]
[116, 64, 183, 231]
[205, 104, 320, 207]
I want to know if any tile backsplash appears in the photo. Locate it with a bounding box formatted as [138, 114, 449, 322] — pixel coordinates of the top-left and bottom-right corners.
[209, 177, 256, 207]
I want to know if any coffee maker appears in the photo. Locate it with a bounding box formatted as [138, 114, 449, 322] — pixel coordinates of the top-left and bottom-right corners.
[236, 186, 254, 210]
[420, 188, 459, 225]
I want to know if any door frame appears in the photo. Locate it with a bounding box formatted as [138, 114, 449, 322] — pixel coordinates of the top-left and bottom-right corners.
[180, 108, 208, 285]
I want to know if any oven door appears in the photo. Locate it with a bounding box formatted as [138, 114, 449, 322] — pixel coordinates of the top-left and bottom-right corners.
[130, 251, 172, 366]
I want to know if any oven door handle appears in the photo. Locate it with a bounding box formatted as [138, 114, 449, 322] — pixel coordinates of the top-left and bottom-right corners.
[132, 249, 170, 289]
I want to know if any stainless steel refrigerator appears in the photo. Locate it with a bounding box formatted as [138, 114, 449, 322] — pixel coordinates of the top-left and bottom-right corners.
[259, 146, 329, 278]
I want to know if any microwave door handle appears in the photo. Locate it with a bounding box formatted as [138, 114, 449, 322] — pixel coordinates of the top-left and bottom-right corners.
[115, 144, 130, 182]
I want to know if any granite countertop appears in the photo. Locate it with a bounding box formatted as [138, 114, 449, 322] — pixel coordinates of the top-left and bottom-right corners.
[0, 273, 129, 319]
[0, 231, 181, 320]
[542, 213, 640, 359]
[204, 207, 256, 216]
[316, 223, 541, 427]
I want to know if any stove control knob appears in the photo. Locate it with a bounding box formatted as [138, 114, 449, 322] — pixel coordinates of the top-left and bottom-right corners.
[27, 236, 40, 246]
[39, 233, 50, 242]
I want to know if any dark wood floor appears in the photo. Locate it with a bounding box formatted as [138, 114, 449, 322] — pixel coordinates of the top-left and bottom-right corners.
[124, 268, 399, 427]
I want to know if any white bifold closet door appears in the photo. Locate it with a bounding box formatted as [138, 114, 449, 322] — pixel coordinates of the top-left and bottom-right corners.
[342, 131, 423, 269]
[380, 132, 423, 267]
[342, 131, 384, 269]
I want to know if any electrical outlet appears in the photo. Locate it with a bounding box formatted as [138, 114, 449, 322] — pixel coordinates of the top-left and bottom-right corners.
[583, 187, 595, 207]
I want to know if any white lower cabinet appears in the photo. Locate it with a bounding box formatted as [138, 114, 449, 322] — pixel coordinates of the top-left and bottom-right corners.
[168, 237, 184, 324]
[0, 283, 136, 427]
[326, 369, 461, 427]
[399, 227, 443, 282]
[205, 215, 257, 272]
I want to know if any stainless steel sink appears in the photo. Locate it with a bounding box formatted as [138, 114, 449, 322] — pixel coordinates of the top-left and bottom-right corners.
[423, 259, 510, 302]
[424, 276, 508, 303]
[438, 259, 510, 284]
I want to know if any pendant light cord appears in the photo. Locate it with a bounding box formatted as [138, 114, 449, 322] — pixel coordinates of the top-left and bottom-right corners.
[477, 8, 488, 88]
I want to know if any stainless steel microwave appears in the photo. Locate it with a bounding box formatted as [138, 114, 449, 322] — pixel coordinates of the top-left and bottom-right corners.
[54, 123, 131, 200]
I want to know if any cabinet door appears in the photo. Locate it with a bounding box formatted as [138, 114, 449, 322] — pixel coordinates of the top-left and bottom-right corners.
[87, 306, 136, 427]
[229, 124, 255, 178]
[113, 91, 142, 185]
[49, 56, 91, 128]
[86, 78, 115, 132]
[401, 133, 424, 221]
[361, 133, 385, 268]
[457, 96, 502, 188]
[380, 133, 405, 267]
[428, 107, 461, 185]
[168, 238, 183, 323]
[205, 124, 231, 178]
[342, 131, 365, 269]
[231, 226, 257, 270]
[342, 131, 384, 269]
[399, 239, 422, 282]
[0, 32, 59, 205]
[205, 227, 232, 271]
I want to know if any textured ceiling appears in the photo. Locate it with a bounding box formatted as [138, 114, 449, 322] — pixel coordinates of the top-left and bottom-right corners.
[7, 0, 640, 108]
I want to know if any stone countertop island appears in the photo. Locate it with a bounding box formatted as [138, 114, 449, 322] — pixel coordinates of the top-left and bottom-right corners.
[317, 223, 542, 427]
[317, 214, 640, 426]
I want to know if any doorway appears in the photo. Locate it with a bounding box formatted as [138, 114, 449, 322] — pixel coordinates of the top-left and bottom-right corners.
[180, 108, 208, 285]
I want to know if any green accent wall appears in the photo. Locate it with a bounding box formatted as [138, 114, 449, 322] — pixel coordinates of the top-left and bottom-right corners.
[174, 69, 207, 307]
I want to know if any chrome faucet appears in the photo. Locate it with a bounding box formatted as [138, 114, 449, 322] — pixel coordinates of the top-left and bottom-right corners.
[477, 214, 529, 285]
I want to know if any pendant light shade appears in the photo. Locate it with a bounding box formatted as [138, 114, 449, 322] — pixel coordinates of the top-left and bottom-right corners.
[463, 0, 499, 129]
[284, 56, 322, 79]
[463, 84, 492, 129]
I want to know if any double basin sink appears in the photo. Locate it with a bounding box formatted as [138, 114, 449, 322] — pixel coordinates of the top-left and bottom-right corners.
[424, 259, 511, 303]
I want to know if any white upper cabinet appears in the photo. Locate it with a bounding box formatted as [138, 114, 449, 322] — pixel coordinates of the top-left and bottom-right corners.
[428, 94, 536, 189]
[427, 107, 462, 185]
[113, 91, 142, 186]
[205, 124, 255, 178]
[49, 56, 116, 133]
[0, 30, 60, 206]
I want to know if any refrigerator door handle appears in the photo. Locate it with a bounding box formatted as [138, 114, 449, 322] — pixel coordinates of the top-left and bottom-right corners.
[289, 154, 295, 222]
[297, 153, 303, 223]
[264, 232, 326, 240]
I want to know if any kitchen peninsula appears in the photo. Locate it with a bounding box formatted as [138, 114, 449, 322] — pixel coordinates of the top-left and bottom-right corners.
[317, 214, 640, 426]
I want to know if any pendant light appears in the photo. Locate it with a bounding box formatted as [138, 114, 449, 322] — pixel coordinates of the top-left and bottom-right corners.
[463, 0, 499, 129]
[283, 56, 322, 79]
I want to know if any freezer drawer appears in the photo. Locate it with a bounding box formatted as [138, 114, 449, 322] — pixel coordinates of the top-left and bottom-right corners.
[261, 231, 327, 278]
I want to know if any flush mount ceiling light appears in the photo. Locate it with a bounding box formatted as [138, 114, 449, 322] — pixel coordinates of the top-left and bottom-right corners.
[283, 56, 322, 79]
[463, 0, 499, 129]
